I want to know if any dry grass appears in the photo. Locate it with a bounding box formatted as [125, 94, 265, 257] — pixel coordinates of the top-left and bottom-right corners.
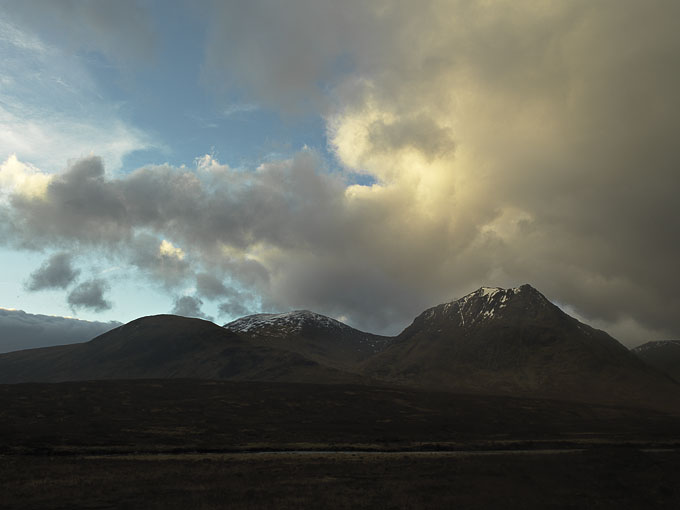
[2, 379, 680, 508]
[2, 450, 680, 509]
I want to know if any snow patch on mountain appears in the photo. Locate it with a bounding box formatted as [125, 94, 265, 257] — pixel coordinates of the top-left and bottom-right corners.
[225, 310, 349, 337]
[425, 285, 544, 327]
[632, 340, 680, 353]
[224, 310, 392, 354]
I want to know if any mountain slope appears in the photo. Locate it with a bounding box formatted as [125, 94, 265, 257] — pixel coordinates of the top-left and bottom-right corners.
[225, 310, 391, 369]
[0, 315, 361, 384]
[633, 340, 680, 383]
[364, 285, 679, 409]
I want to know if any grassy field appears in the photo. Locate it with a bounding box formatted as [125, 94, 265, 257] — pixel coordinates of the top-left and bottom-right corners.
[2, 449, 680, 509]
[2, 379, 679, 455]
[2, 379, 680, 508]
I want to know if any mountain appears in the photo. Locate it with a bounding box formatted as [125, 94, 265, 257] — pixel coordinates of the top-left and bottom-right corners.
[0, 315, 360, 384]
[2, 286, 678, 412]
[224, 310, 392, 369]
[0, 308, 121, 354]
[363, 285, 679, 408]
[633, 340, 680, 383]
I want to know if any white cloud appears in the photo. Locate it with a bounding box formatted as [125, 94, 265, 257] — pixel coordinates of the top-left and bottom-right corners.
[0, 154, 51, 199]
[0, 18, 45, 52]
[0, 18, 152, 172]
[0, 105, 151, 173]
[222, 103, 258, 117]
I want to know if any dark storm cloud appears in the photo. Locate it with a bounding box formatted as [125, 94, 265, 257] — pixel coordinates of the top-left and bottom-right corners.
[217, 300, 251, 320]
[172, 295, 213, 322]
[193, 273, 256, 320]
[204, 0, 680, 343]
[0, 308, 121, 354]
[195, 273, 230, 300]
[67, 279, 112, 312]
[190, 274, 251, 320]
[26, 252, 79, 291]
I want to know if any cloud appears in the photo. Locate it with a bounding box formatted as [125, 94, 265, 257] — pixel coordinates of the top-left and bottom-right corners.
[194, 272, 254, 305]
[0, 0, 156, 64]
[67, 279, 112, 312]
[222, 103, 258, 117]
[26, 252, 80, 291]
[195, 273, 229, 300]
[0, 15, 152, 172]
[194, 273, 255, 320]
[0, 154, 50, 199]
[172, 295, 213, 321]
[217, 301, 251, 320]
[128, 234, 191, 288]
[0, 307, 121, 354]
[203, 0, 357, 113]
[1, 1, 680, 346]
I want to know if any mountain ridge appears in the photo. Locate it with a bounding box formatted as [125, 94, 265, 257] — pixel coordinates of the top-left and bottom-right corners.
[0, 314, 362, 385]
[1, 284, 678, 412]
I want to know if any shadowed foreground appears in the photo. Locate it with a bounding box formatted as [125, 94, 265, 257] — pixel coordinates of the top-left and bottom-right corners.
[2, 379, 680, 508]
[2, 379, 679, 454]
[2, 449, 680, 509]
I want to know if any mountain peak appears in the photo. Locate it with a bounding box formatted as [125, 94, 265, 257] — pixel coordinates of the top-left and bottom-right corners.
[223, 309, 392, 367]
[461, 284, 541, 301]
[427, 284, 550, 327]
[224, 310, 349, 337]
[364, 283, 673, 408]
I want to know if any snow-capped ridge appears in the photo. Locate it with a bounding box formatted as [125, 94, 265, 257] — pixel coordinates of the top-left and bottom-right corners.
[632, 340, 680, 353]
[225, 309, 351, 336]
[425, 284, 546, 326]
[227, 284, 548, 338]
[224, 309, 392, 356]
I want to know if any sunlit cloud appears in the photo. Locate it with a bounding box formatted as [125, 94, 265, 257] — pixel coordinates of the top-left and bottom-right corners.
[159, 240, 185, 261]
[0, 155, 51, 199]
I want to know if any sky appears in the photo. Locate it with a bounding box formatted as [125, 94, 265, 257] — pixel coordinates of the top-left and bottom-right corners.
[0, 0, 679, 347]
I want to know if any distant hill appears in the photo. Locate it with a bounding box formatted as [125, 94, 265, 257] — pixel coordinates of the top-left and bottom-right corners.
[0, 315, 361, 385]
[632, 340, 680, 383]
[363, 285, 679, 409]
[225, 310, 392, 369]
[0, 308, 121, 353]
